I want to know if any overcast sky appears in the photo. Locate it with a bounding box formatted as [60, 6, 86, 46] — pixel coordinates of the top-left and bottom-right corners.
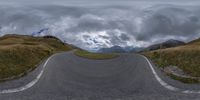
[0, 0, 200, 50]
[1, 0, 200, 6]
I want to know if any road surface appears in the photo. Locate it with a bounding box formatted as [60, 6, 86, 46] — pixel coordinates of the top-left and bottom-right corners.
[0, 51, 200, 100]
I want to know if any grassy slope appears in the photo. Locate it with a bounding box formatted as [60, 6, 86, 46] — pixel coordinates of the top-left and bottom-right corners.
[143, 38, 200, 83]
[74, 50, 119, 60]
[0, 34, 73, 81]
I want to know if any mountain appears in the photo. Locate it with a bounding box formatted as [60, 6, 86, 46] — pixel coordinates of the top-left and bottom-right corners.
[97, 39, 185, 53]
[188, 38, 200, 44]
[98, 46, 144, 53]
[98, 46, 126, 53]
[130, 47, 145, 53]
[144, 39, 185, 51]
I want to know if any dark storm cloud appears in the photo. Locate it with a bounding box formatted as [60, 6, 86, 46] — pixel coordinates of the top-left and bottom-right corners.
[99, 35, 110, 39]
[0, 6, 47, 34]
[136, 6, 200, 42]
[34, 5, 87, 18]
[120, 33, 130, 41]
[0, 4, 200, 50]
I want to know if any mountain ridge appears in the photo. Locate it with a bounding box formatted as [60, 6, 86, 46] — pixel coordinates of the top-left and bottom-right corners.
[97, 39, 185, 53]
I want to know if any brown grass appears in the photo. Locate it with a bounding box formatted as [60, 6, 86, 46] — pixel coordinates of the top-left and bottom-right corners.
[0, 34, 73, 81]
[143, 39, 200, 78]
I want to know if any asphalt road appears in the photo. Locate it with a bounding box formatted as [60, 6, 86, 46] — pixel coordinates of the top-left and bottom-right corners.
[0, 51, 200, 100]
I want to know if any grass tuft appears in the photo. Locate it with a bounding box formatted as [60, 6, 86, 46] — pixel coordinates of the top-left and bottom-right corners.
[168, 73, 199, 84]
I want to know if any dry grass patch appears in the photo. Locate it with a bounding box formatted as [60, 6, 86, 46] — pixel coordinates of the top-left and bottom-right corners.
[0, 34, 73, 81]
[143, 39, 200, 83]
[144, 48, 200, 77]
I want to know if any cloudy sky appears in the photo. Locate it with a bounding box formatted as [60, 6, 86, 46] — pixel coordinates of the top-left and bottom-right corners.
[0, 0, 200, 51]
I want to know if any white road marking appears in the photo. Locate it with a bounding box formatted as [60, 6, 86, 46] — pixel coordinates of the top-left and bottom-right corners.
[141, 55, 200, 94]
[1, 53, 200, 94]
[0, 55, 54, 94]
[141, 55, 180, 91]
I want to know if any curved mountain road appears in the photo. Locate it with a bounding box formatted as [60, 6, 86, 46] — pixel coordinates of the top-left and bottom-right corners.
[0, 51, 200, 100]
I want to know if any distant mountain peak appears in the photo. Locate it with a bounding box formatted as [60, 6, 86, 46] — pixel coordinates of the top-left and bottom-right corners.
[165, 39, 184, 44]
[98, 45, 126, 53]
[144, 39, 185, 51]
[97, 45, 144, 53]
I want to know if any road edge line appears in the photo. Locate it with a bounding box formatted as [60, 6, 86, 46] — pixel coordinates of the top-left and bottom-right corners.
[141, 55, 180, 91]
[0, 55, 54, 94]
[141, 55, 200, 94]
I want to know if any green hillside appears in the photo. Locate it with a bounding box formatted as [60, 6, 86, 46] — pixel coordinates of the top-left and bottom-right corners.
[143, 38, 200, 83]
[0, 34, 73, 81]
